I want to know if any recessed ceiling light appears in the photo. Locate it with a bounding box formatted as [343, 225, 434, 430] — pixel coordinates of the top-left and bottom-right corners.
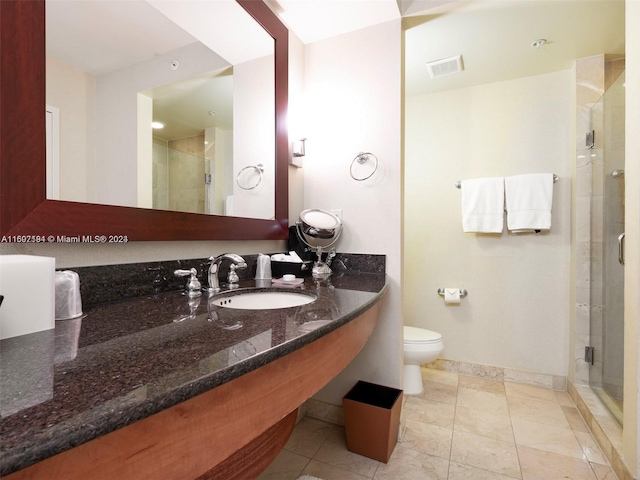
[151, 121, 164, 129]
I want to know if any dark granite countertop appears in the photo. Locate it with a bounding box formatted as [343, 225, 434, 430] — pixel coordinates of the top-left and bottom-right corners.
[0, 271, 387, 476]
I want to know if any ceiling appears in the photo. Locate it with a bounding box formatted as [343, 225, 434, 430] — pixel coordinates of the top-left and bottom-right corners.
[271, 0, 625, 97]
[46, 0, 271, 74]
[45, 0, 625, 139]
[268, 0, 402, 44]
[402, 0, 625, 97]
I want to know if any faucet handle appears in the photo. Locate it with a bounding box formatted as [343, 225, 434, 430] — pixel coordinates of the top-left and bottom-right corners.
[174, 268, 196, 277]
[174, 268, 202, 298]
[227, 264, 240, 287]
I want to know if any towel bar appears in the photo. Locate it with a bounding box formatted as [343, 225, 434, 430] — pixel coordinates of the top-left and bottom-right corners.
[455, 174, 558, 189]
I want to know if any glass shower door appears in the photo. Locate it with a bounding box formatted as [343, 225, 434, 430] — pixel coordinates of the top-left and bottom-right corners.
[589, 70, 625, 424]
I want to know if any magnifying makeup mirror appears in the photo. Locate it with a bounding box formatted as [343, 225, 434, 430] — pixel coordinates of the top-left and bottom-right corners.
[296, 209, 342, 279]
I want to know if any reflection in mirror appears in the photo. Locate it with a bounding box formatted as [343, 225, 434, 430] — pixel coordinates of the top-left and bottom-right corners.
[45, 0, 275, 220]
[148, 68, 233, 215]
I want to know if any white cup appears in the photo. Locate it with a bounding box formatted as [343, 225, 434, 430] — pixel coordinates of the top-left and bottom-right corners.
[282, 274, 296, 283]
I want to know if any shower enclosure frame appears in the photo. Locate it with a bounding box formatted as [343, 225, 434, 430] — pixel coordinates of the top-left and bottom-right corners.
[588, 68, 626, 424]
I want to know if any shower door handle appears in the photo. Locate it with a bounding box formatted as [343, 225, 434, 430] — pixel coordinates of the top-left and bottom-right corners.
[618, 233, 625, 265]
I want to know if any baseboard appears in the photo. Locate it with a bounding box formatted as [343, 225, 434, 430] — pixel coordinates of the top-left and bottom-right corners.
[426, 358, 567, 391]
[304, 397, 406, 443]
[304, 398, 344, 426]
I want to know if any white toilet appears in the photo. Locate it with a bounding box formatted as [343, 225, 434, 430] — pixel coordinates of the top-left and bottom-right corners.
[403, 326, 444, 395]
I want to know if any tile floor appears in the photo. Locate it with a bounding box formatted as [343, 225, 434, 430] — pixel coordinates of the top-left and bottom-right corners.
[258, 368, 618, 480]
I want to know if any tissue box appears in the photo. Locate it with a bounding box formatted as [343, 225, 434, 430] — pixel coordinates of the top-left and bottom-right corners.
[0, 255, 56, 340]
[271, 260, 312, 278]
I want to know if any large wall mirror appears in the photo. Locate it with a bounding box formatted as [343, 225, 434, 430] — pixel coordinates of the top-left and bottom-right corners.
[0, 0, 288, 241]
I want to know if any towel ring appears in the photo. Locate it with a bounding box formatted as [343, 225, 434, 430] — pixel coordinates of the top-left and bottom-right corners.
[236, 164, 264, 190]
[350, 152, 378, 181]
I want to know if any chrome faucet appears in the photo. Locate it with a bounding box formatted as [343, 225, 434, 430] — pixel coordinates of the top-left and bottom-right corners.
[205, 254, 247, 293]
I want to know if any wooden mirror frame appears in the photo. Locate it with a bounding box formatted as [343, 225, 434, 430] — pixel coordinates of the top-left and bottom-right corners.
[0, 0, 288, 241]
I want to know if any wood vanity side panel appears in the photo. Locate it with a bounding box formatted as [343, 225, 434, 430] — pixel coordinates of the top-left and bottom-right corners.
[196, 409, 297, 480]
[6, 304, 380, 480]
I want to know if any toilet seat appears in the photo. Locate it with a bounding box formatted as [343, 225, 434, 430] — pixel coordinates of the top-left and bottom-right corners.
[404, 326, 442, 344]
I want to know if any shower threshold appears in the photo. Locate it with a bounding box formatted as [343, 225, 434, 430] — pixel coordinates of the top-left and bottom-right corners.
[591, 386, 623, 426]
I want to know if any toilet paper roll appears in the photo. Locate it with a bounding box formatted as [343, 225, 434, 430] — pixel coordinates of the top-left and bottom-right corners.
[444, 288, 461, 305]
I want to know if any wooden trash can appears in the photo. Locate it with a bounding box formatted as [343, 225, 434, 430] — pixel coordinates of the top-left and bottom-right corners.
[342, 381, 403, 463]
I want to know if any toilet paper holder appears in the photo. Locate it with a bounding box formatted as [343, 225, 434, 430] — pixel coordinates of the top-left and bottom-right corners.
[437, 288, 468, 298]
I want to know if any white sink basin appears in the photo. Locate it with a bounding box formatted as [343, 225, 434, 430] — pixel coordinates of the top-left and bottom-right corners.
[210, 290, 317, 310]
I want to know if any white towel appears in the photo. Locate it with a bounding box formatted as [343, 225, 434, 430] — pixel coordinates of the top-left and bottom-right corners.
[504, 173, 554, 232]
[223, 195, 234, 216]
[460, 177, 504, 233]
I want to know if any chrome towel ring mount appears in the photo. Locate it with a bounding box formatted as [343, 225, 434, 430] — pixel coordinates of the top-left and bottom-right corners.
[236, 164, 264, 190]
[350, 152, 378, 181]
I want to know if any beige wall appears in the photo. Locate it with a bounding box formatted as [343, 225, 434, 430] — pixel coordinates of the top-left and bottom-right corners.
[302, 19, 404, 403]
[233, 54, 276, 219]
[287, 31, 306, 223]
[46, 57, 96, 203]
[405, 71, 572, 376]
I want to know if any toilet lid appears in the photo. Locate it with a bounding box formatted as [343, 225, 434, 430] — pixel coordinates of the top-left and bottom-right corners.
[404, 326, 442, 344]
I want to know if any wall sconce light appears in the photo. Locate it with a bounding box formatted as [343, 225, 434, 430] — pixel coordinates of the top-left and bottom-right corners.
[293, 138, 306, 157]
[291, 138, 306, 168]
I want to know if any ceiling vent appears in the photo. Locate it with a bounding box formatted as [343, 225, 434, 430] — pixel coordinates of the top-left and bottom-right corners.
[426, 54, 464, 79]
